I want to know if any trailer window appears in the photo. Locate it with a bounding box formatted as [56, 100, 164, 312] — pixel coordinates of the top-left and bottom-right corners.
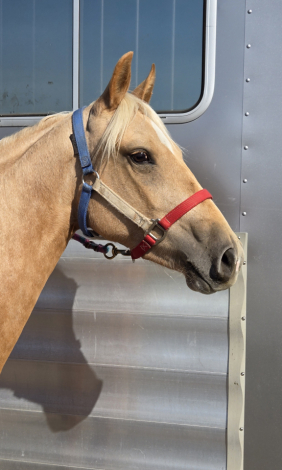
[0, 0, 73, 116]
[80, 0, 205, 114]
[0, 0, 216, 125]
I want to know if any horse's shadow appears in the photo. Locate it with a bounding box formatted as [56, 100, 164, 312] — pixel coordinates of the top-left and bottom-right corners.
[0, 266, 102, 433]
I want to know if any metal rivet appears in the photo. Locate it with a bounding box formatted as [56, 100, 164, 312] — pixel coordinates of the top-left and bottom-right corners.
[246, 44, 251, 48]
[241, 316, 246, 321]
[241, 372, 245, 376]
[242, 212, 247, 216]
[243, 179, 248, 183]
[248, 9, 252, 14]
[240, 427, 244, 431]
[246, 78, 251, 82]
[244, 145, 249, 150]
[245, 112, 249, 116]
[243, 261, 246, 265]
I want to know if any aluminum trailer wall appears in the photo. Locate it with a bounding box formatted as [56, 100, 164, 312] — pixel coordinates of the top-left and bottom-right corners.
[0, 0, 280, 469]
[168, 1, 282, 468]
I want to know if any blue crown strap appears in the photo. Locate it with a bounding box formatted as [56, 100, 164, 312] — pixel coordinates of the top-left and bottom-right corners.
[72, 107, 93, 175]
[72, 107, 96, 237]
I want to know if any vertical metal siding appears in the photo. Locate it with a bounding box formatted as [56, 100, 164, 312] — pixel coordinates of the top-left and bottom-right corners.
[241, 2, 282, 469]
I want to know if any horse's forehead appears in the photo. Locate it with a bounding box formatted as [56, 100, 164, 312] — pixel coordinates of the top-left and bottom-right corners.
[148, 119, 174, 153]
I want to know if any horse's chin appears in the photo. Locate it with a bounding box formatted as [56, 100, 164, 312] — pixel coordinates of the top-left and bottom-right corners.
[184, 274, 215, 295]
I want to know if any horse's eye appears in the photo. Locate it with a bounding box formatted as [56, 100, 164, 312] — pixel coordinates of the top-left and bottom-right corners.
[130, 151, 152, 164]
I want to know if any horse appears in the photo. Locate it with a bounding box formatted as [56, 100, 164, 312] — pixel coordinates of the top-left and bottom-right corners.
[0, 52, 244, 374]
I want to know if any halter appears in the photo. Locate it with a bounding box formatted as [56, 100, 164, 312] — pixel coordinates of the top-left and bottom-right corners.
[71, 107, 212, 260]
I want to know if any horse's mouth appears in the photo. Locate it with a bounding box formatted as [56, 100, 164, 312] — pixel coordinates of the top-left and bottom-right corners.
[182, 261, 215, 295]
[184, 271, 215, 295]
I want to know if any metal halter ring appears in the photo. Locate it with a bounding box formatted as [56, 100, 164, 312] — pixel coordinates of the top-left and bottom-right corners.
[82, 170, 100, 186]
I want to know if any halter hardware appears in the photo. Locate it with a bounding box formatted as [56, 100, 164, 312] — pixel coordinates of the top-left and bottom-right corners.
[82, 170, 99, 187]
[144, 219, 167, 245]
[71, 107, 213, 260]
[104, 243, 131, 260]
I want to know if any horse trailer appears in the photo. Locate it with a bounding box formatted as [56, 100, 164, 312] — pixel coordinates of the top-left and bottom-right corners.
[0, 1, 280, 469]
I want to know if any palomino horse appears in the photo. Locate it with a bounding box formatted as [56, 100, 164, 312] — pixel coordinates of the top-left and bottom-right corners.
[0, 52, 243, 373]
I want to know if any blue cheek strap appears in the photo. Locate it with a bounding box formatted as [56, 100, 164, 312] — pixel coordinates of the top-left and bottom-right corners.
[72, 107, 97, 237]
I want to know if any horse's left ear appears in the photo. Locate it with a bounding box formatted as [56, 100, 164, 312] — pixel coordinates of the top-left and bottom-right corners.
[132, 64, 156, 103]
[99, 51, 133, 110]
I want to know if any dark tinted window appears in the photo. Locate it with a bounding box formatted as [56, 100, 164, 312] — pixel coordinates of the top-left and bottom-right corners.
[80, 0, 204, 112]
[0, 0, 73, 115]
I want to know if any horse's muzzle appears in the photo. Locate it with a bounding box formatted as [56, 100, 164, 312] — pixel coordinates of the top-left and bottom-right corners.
[182, 243, 243, 294]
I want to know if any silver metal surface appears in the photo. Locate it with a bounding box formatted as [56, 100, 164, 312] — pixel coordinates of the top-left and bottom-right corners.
[227, 233, 247, 470]
[168, 0, 246, 230]
[0, 361, 227, 428]
[241, 1, 282, 468]
[0, 409, 226, 470]
[10, 309, 228, 373]
[0, 462, 89, 470]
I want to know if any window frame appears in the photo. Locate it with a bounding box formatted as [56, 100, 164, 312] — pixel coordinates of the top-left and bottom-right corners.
[0, 0, 216, 127]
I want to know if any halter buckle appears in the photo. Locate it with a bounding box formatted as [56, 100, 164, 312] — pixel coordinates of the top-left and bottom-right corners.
[145, 219, 167, 246]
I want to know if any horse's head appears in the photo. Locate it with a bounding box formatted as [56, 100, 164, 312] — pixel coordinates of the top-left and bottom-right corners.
[79, 52, 244, 294]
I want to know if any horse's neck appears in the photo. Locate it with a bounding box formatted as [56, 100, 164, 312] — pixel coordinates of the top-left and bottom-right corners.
[0, 114, 69, 171]
[0, 116, 78, 371]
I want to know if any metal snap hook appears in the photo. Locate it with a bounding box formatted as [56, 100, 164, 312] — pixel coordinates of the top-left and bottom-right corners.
[103, 243, 131, 260]
[104, 243, 117, 259]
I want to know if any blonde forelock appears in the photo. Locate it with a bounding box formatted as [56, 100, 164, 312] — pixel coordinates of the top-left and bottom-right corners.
[95, 92, 173, 161]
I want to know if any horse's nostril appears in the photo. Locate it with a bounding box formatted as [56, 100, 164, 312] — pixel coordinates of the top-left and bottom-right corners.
[210, 247, 236, 283]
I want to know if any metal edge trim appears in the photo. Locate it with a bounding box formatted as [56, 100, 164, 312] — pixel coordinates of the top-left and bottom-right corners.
[160, 0, 217, 124]
[227, 232, 248, 470]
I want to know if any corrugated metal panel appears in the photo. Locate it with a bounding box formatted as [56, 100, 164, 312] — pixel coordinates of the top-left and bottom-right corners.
[0, 409, 226, 470]
[0, 239, 229, 469]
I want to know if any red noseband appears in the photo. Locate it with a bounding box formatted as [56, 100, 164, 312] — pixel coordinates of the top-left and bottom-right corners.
[131, 189, 213, 259]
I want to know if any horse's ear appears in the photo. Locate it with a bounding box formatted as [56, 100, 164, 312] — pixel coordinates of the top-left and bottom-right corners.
[100, 51, 133, 110]
[132, 64, 156, 103]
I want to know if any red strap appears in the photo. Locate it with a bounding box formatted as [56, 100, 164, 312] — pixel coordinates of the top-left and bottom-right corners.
[158, 189, 212, 230]
[131, 189, 212, 260]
